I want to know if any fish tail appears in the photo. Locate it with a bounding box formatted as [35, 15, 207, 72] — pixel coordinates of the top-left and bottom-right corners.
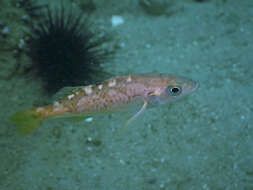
[10, 110, 45, 136]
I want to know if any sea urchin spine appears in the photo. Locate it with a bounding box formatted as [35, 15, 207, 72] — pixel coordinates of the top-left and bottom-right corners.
[27, 2, 113, 94]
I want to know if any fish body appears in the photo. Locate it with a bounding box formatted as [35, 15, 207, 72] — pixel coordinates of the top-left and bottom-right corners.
[10, 74, 198, 135]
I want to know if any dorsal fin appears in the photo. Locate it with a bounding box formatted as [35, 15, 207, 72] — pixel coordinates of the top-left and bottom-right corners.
[53, 86, 84, 101]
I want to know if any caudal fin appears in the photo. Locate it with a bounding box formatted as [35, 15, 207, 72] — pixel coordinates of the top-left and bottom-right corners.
[10, 110, 45, 136]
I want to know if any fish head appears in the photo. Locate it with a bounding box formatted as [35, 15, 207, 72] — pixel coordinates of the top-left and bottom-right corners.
[147, 75, 199, 105]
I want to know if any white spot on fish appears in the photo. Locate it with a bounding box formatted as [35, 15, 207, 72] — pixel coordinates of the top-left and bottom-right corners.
[84, 86, 92, 94]
[53, 101, 60, 106]
[53, 101, 64, 111]
[108, 79, 116, 87]
[98, 84, 103, 90]
[36, 107, 44, 112]
[126, 76, 132, 82]
[68, 94, 74, 100]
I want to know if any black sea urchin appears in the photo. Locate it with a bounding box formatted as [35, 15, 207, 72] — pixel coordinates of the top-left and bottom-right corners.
[17, 0, 47, 18]
[27, 3, 113, 94]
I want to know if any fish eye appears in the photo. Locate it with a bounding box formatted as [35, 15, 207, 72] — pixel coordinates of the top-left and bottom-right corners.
[167, 86, 181, 96]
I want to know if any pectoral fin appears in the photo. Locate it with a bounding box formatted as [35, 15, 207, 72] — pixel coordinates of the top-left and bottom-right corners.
[123, 100, 148, 128]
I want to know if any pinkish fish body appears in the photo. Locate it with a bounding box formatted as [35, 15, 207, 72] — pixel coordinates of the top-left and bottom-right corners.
[10, 74, 198, 135]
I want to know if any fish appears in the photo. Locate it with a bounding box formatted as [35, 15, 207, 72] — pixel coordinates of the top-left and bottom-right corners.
[10, 74, 198, 135]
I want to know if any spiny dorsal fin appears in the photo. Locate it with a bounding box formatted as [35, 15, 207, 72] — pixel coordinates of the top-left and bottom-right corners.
[53, 86, 84, 101]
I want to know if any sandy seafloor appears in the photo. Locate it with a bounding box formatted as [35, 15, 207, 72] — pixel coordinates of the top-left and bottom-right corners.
[1, 0, 253, 189]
